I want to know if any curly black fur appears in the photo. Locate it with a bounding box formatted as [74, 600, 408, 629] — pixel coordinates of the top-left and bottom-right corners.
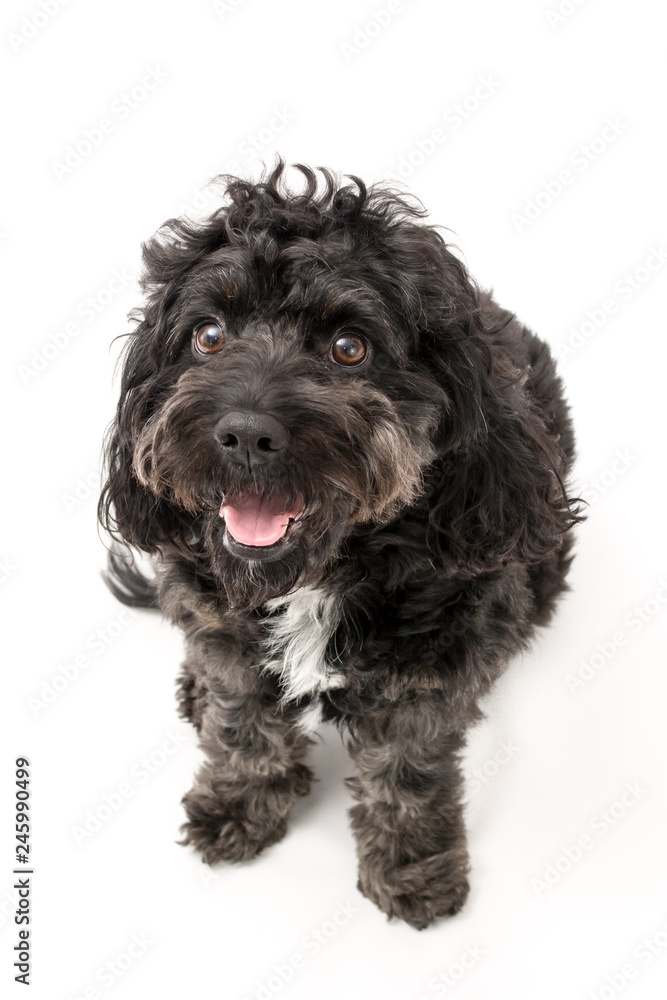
[99, 161, 580, 928]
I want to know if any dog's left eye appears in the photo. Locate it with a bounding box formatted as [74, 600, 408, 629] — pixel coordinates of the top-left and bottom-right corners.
[193, 321, 225, 355]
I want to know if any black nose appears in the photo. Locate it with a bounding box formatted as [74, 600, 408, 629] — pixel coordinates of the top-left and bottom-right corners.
[214, 410, 289, 468]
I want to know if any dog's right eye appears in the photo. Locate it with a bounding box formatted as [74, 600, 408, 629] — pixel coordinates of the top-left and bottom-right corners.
[193, 321, 225, 355]
[329, 333, 369, 367]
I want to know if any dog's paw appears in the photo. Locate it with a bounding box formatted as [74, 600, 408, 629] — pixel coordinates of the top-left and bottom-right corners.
[357, 847, 470, 929]
[179, 765, 312, 865]
[180, 787, 288, 864]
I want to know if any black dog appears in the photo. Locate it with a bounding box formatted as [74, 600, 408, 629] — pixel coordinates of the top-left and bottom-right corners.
[99, 162, 580, 928]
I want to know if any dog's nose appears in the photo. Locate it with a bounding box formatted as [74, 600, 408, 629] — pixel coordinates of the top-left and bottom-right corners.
[214, 410, 289, 468]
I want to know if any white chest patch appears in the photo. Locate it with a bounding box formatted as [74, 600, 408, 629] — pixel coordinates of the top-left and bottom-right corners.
[263, 586, 345, 705]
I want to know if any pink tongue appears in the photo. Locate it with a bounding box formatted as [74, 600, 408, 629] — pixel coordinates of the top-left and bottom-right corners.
[220, 492, 301, 547]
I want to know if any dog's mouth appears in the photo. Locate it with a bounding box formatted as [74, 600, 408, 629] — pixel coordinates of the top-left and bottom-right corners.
[219, 490, 304, 561]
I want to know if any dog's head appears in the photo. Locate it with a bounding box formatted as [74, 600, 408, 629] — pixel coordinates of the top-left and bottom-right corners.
[100, 163, 577, 608]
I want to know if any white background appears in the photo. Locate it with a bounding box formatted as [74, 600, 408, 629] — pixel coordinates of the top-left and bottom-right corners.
[2, 1, 667, 998]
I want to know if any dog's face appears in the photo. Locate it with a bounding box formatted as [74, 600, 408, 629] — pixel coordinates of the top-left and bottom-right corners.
[133, 271, 440, 567]
[129, 210, 453, 603]
[102, 165, 571, 608]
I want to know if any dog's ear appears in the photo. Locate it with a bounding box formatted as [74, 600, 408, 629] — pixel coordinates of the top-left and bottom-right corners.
[425, 360, 579, 574]
[98, 215, 224, 555]
[99, 312, 192, 555]
[387, 223, 579, 573]
[372, 216, 488, 453]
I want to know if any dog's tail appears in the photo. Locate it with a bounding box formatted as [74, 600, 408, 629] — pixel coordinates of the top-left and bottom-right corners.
[103, 545, 159, 609]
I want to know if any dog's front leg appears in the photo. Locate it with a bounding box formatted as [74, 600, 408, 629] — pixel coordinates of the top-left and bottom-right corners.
[180, 636, 313, 864]
[345, 694, 470, 929]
